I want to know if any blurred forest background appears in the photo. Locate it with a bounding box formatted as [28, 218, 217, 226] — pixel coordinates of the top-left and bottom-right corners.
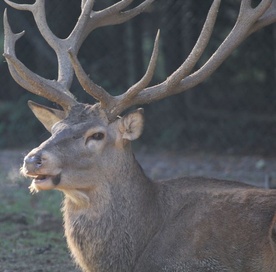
[0, 0, 275, 155]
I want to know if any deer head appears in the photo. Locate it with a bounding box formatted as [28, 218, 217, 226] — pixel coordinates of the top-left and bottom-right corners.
[21, 101, 145, 204]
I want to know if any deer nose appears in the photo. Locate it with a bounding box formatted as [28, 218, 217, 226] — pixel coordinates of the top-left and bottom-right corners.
[24, 154, 43, 172]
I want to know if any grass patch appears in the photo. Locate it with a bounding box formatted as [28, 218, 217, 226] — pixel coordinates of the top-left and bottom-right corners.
[0, 173, 79, 271]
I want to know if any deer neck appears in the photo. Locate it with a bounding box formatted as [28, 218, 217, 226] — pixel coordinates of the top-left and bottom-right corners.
[62, 153, 161, 272]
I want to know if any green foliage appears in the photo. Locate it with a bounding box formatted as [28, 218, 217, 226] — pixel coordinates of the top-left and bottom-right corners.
[0, 94, 47, 148]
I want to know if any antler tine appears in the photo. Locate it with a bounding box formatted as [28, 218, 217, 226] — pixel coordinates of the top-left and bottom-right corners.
[110, 30, 160, 118]
[123, 30, 160, 99]
[68, 49, 113, 109]
[68, 29, 159, 120]
[6, 0, 77, 90]
[81, 0, 95, 10]
[122, 0, 276, 108]
[165, 0, 221, 92]
[70, 0, 154, 47]
[4, 0, 32, 11]
[68, 0, 95, 51]
[93, 0, 155, 27]
[3, 9, 77, 110]
[250, 0, 276, 33]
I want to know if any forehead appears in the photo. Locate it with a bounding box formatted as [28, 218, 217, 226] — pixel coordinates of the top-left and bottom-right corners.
[52, 103, 109, 136]
[66, 103, 108, 124]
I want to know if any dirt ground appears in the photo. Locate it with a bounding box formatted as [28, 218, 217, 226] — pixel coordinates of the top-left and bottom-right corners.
[0, 148, 276, 272]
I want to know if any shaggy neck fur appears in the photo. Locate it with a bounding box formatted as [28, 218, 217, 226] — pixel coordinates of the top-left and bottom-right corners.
[62, 157, 161, 272]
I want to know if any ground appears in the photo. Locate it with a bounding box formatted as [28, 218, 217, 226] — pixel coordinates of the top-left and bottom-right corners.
[0, 148, 276, 272]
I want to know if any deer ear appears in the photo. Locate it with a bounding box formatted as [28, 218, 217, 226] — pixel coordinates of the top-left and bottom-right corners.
[28, 100, 66, 132]
[119, 108, 144, 141]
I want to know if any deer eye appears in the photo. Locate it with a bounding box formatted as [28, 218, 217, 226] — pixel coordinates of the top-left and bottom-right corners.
[86, 132, 105, 143]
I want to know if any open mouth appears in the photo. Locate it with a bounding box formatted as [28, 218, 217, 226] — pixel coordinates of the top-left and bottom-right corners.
[33, 174, 61, 185]
[28, 173, 61, 192]
[34, 175, 48, 182]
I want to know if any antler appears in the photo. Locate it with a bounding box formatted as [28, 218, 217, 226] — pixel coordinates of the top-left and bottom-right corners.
[69, 0, 276, 120]
[127, 0, 276, 108]
[68, 29, 160, 116]
[3, 0, 154, 111]
[4, 0, 276, 119]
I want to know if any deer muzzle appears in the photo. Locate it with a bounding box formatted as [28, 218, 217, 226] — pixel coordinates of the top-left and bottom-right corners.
[22, 150, 62, 192]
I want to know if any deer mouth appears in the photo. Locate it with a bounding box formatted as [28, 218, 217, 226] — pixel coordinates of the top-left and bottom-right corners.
[28, 173, 61, 192]
[34, 174, 61, 185]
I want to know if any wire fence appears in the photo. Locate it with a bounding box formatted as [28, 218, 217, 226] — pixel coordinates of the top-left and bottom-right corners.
[0, 0, 275, 155]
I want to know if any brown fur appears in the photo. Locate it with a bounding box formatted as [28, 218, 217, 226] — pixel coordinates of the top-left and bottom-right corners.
[20, 103, 276, 272]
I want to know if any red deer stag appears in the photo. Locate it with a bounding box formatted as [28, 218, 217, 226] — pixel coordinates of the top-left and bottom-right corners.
[3, 0, 276, 271]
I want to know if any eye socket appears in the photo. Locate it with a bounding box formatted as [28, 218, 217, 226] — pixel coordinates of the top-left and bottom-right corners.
[86, 132, 105, 143]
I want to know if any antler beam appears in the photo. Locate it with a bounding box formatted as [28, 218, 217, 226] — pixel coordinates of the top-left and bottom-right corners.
[127, 0, 276, 107]
[69, 30, 160, 118]
[3, 9, 77, 110]
[3, 0, 154, 111]
[4, 0, 276, 119]
[68, 0, 276, 120]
